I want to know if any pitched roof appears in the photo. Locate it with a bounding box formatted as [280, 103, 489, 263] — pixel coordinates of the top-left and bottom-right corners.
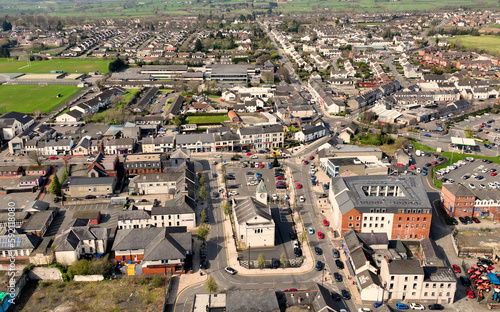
[442, 183, 475, 197]
[233, 197, 272, 224]
[55, 226, 107, 252]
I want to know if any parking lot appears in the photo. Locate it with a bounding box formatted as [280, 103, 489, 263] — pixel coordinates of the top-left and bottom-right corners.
[220, 157, 298, 263]
[435, 158, 500, 194]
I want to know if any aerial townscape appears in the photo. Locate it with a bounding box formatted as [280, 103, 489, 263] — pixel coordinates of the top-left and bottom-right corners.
[2, 1, 500, 312]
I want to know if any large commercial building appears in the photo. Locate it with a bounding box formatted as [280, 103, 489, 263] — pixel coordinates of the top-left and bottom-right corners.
[329, 175, 432, 240]
[207, 64, 257, 84]
[237, 124, 284, 150]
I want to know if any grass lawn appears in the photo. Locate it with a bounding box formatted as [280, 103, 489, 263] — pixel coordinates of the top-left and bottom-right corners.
[187, 115, 229, 124]
[447, 35, 500, 56]
[124, 89, 139, 104]
[10, 279, 165, 312]
[0, 85, 82, 114]
[0, 58, 111, 74]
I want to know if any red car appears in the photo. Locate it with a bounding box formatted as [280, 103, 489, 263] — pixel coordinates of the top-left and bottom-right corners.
[303, 160, 309, 165]
[49, 156, 58, 160]
[62, 156, 71, 159]
[296, 183, 302, 189]
[317, 231, 324, 239]
[309, 156, 314, 160]
[259, 162, 263, 168]
[276, 176, 284, 180]
[452, 264, 461, 273]
[323, 219, 329, 226]
[246, 152, 252, 156]
[491, 172, 497, 176]
[466, 289, 475, 299]
[212, 161, 217, 165]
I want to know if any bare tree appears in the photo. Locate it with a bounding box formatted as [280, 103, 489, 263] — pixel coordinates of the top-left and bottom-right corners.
[28, 151, 43, 165]
[188, 81, 199, 94]
[262, 71, 274, 84]
[33, 109, 42, 119]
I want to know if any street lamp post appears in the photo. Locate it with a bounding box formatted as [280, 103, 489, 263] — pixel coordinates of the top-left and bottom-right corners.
[248, 243, 251, 269]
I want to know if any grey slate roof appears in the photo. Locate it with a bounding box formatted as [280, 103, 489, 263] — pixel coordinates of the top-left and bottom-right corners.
[233, 197, 272, 224]
[111, 227, 191, 261]
[0, 234, 41, 251]
[331, 175, 432, 215]
[69, 176, 115, 186]
[387, 259, 424, 275]
[175, 133, 215, 145]
[55, 226, 108, 252]
[118, 209, 151, 221]
[442, 183, 475, 197]
[226, 290, 280, 312]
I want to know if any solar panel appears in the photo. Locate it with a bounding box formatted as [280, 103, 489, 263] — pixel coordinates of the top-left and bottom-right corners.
[0, 237, 21, 248]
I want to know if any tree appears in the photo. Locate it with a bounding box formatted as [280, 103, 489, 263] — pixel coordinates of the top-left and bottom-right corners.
[89, 259, 113, 276]
[2, 21, 12, 31]
[56, 20, 63, 31]
[174, 115, 186, 127]
[222, 200, 231, 219]
[28, 150, 43, 165]
[199, 185, 208, 201]
[33, 109, 42, 119]
[272, 157, 279, 168]
[49, 174, 61, 196]
[257, 253, 266, 269]
[67, 259, 90, 278]
[188, 81, 199, 94]
[194, 39, 203, 52]
[277, 67, 290, 83]
[205, 276, 218, 294]
[280, 253, 287, 267]
[262, 71, 274, 84]
[108, 58, 126, 72]
[201, 208, 207, 223]
[197, 223, 210, 242]
[199, 172, 206, 186]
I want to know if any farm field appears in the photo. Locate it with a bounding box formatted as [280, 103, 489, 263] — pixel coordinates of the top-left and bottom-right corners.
[186, 115, 229, 124]
[447, 35, 500, 56]
[0, 85, 81, 114]
[1, 0, 499, 16]
[0, 58, 111, 74]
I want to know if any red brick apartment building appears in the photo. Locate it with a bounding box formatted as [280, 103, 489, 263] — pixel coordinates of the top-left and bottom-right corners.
[330, 175, 432, 240]
[441, 183, 500, 219]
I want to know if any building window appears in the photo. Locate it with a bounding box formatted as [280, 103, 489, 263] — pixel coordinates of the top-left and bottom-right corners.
[356, 216, 360, 221]
[414, 276, 418, 280]
[391, 276, 395, 281]
[404, 277, 408, 282]
[431, 292, 435, 297]
[390, 283, 394, 289]
[433, 284, 436, 288]
[424, 292, 428, 297]
[349, 216, 353, 220]
[348, 223, 353, 227]
[356, 223, 360, 227]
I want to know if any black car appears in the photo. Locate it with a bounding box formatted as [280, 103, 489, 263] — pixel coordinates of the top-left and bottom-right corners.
[438, 157, 444, 161]
[458, 217, 467, 225]
[246, 171, 254, 175]
[464, 216, 473, 224]
[451, 217, 459, 225]
[480, 258, 494, 266]
[53, 197, 60, 203]
[459, 276, 471, 286]
[334, 272, 343, 282]
[335, 259, 344, 269]
[425, 163, 431, 167]
[333, 249, 340, 258]
[271, 258, 280, 268]
[428, 304, 444, 310]
[85, 195, 96, 199]
[319, 194, 328, 198]
[341, 289, 351, 300]
[315, 247, 323, 255]
[226, 174, 236, 180]
[212, 173, 218, 178]
[331, 292, 342, 301]
[212, 192, 219, 198]
[227, 184, 238, 189]
[289, 232, 297, 240]
[241, 163, 248, 168]
[315, 261, 323, 271]
[294, 247, 302, 257]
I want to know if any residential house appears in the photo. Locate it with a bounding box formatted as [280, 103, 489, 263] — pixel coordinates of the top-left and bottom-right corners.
[54, 226, 108, 265]
[237, 124, 283, 150]
[294, 125, 328, 143]
[55, 110, 83, 123]
[176, 133, 215, 153]
[87, 153, 119, 177]
[103, 138, 135, 154]
[141, 136, 175, 153]
[112, 226, 192, 274]
[0, 233, 41, 260]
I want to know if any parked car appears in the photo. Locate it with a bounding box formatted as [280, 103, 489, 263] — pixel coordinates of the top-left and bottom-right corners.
[333, 249, 340, 258]
[472, 217, 480, 223]
[331, 292, 342, 301]
[410, 303, 425, 310]
[464, 216, 473, 224]
[271, 258, 280, 269]
[317, 231, 324, 239]
[224, 267, 237, 275]
[459, 217, 467, 225]
[299, 196, 305, 202]
[85, 195, 96, 199]
[294, 247, 302, 257]
[427, 304, 444, 310]
[334, 272, 343, 282]
[466, 289, 475, 299]
[452, 264, 461, 273]
[459, 276, 471, 286]
[296, 183, 302, 189]
[323, 219, 329, 226]
[49, 156, 58, 160]
[341, 289, 351, 300]
[451, 217, 459, 225]
[396, 303, 409, 310]
[314, 247, 323, 255]
[315, 261, 323, 271]
[335, 259, 344, 269]
[373, 302, 383, 308]
[308, 227, 314, 234]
